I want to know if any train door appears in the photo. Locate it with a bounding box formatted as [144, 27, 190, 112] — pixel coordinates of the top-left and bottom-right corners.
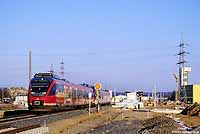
[55, 84, 64, 106]
[71, 86, 76, 106]
[64, 85, 72, 105]
[75, 88, 79, 105]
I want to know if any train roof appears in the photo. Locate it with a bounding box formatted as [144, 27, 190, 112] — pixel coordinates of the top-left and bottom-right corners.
[32, 73, 108, 91]
[34, 72, 60, 79]
[33, 72, 69, 81]
[80, 83, 94, 89]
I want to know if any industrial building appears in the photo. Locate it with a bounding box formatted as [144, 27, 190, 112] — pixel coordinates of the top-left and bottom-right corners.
[14, 94, 28, 107]
[179, 67, 192, 87]
[185, 84, 200, 104]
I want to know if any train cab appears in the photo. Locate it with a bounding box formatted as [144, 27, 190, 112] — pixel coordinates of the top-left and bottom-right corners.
[28, 73, 63, 111]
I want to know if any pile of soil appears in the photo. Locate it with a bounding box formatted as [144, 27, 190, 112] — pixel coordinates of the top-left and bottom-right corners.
[84, 115, 180, 134]
[139, 116, 180, 134]
[181, 103, 200, 116]
[194, 127, 200, 132]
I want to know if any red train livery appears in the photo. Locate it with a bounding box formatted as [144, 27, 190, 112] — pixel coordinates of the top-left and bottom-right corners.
[28, 73, 111, 111]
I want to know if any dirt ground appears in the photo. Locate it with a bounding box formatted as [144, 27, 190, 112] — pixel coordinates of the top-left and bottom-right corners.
[48, 107, 123, 134]
[0, 104, 26, 111]
[176, 114, 200, 128]
[47, 107, 185, 134]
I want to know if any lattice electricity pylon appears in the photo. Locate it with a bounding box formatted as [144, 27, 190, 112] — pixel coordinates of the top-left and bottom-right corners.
[177, 41, 189, 103]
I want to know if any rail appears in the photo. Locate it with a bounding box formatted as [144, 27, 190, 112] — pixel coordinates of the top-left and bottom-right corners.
[0, 124, 40, 134]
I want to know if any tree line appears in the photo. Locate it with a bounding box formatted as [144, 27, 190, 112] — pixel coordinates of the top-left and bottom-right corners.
[0, 87, 27, 101]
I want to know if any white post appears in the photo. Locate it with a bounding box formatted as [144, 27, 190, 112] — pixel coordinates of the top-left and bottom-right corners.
[89, 99, 91, 115]
[154, 84, 157, 107]
[97, 102, 100, 112]
[29, 50, 32, 81]
[88, 92, 92, 115]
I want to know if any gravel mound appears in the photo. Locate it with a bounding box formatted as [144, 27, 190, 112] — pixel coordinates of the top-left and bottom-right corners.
[82, 115, 180, 134]
[193, 126, 200, 133]
[181, 103, 200, 116]
[139, 116, 180, 134]
[84, 120, 143, 134]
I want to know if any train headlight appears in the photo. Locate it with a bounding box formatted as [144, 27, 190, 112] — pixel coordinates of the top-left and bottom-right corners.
[42, 92, 46, 95]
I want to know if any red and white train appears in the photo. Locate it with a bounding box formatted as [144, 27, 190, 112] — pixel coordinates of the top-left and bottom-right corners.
[28, 73, 111, 111]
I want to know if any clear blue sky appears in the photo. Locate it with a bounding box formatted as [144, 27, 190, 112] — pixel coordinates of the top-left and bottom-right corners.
[0, 0, 200, 92]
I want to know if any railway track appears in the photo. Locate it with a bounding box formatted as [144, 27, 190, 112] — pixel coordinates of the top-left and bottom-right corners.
[0, 124, 41, 134]
[0, 114, 37, 124]
[0, 106, 110, 134]
[0, 113, 46, 134]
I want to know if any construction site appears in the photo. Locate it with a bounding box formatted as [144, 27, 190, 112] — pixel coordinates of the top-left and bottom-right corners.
[0, 41, 199, 134]
[0, 1, 200, 134]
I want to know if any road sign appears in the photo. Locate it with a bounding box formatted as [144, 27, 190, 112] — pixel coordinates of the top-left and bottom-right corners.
[94, 83, 101, 90]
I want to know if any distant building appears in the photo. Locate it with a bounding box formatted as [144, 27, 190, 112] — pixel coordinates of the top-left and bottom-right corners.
[112, 92, 144, 109]
[179, 67, 192, 87]
[112, 91, 126, 97]
[111, 95, 127, 104]
[143, 92, 171, 102]
[14, 94, 28, 107]
[185, 84, 200, 104]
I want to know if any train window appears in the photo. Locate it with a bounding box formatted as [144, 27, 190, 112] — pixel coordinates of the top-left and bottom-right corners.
[65, 86, 71, 98]
[57, 84, 64, 92]
[69, 86, 72, 98]
[48, 84, 56, 96]
[75, 88, 78, 98]
[83, 91, 87, 98]
[72, 88, 76, 99]
[30, 81, 50, 96]
[31, 82, 49, 92]
[79, 90, 83, 98]
[77, 90, 80, 97]
[85, 91, 89, 99]
[61, 85, 64, 92]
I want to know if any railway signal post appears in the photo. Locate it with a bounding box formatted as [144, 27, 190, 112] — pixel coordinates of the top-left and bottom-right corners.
[94, 83, 101, 113]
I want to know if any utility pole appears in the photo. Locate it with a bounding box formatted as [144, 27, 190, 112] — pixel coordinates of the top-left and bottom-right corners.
[49, 64, 54, 74]
[177, 35, 189, 103]
[60, 59, 64, 79]
[151, 88, 153, 101]
[29, 50, 32, 81]
[154, 84, 157, 107]
[173, 73, 179, 102]
[1, 89, 3, 102]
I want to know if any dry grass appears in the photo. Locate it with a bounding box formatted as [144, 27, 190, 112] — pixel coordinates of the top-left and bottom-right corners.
[0, 104, 25, 111]
[47, 108, 164, 134]
[0, 104, 26, 118]
[48, 108, 123, 134]
[113, 110, 157, 121]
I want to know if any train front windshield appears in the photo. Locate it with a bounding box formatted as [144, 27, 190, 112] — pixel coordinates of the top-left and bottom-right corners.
[30, 80, 50, 96]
